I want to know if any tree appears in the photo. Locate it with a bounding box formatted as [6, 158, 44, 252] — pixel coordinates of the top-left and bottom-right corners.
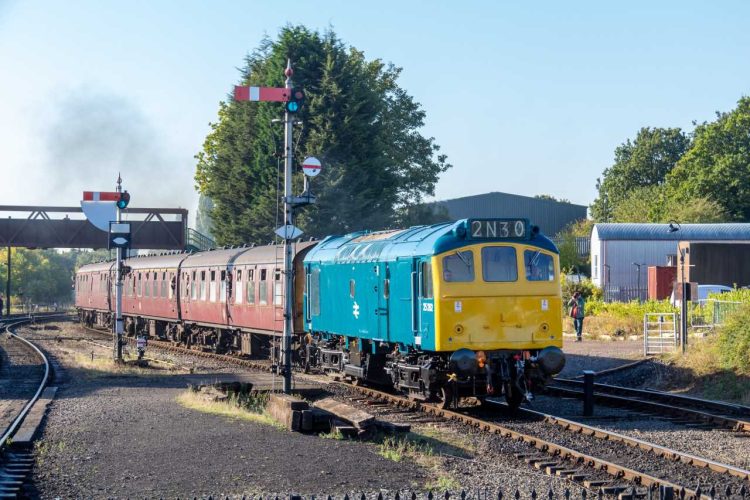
[666, 97, 750, 221]
[534, 194, 571, 204]
[0, 248, 82, 308]
[195, 194, 215, 239]
[195, 26, 450, 245]
[591, 127, 690, 221]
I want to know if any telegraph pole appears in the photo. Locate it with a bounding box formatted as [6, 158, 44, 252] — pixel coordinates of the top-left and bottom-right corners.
[114, 176, 124, 362]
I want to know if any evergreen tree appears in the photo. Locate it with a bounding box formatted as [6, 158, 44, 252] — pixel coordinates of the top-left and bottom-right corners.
[195, 26, 450, 245]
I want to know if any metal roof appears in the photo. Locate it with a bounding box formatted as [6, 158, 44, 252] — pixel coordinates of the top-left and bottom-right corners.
[593, 223, 750, 241]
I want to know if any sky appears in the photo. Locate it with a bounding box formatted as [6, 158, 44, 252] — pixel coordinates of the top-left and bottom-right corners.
[1, 0, 749, 224]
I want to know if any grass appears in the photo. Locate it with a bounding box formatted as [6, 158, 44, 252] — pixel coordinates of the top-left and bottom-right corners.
[176, 389, 284, 429]
[320, 428, 345, 440]
[373, 424, 474, 491]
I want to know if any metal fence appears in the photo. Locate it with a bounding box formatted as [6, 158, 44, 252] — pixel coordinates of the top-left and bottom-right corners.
[690, 300, 743, 331]
[550, 236, 590, 257]
[190, 485, 747, 500]
[603, 285, 648, 303]
[644, 313, 678, 355]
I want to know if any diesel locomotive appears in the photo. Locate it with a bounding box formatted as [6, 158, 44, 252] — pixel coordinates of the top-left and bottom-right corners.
[75, 218, 565, 408]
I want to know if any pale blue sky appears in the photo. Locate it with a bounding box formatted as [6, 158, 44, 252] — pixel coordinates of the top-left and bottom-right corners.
[1, 1, 748, 221]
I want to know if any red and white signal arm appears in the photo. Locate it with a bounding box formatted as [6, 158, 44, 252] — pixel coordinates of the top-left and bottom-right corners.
[81, 191, 119, 231]
[302, 157, 322, 177]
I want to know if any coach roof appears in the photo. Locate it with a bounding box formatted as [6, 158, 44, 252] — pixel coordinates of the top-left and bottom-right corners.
[593, 223, 750, 241]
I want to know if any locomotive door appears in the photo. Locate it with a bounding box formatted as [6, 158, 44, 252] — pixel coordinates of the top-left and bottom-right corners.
[416, 258, 434, 349]
[370, 262, 389, 341]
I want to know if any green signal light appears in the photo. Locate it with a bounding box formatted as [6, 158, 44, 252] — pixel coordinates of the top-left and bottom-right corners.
[117, 191, 130, 209]
[286, 101, 300, 113]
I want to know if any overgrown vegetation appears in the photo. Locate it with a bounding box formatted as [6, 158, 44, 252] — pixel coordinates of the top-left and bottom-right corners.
[176, 388, 283, 429]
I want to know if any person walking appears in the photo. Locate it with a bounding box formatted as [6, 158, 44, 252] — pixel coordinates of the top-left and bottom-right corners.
[568, 291, 585, 341]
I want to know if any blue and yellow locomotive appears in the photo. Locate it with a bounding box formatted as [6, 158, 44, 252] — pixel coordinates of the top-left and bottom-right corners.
[302, 218, 566, 408]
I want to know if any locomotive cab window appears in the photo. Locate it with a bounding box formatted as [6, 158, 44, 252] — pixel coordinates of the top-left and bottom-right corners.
[259, 269, 268, 305]
[442, 250, 474, 282]
[524, 250, 555, 282]
[482, 246, 518, 282]
[420, 262, 433, 298]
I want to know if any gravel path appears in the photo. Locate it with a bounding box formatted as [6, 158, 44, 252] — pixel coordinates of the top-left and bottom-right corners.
[24, 323, 428, 497]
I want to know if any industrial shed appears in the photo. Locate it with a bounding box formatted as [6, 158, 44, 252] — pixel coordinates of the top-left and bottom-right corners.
[430, 192, 587, 237]
[591, 223, 750, 301]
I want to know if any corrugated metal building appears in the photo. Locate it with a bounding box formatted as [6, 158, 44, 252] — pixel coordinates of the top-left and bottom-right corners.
[591, 223, 750, 301]
[431, 192, 587, 236]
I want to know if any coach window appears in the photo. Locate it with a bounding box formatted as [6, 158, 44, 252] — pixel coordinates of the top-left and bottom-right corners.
[259, 269, 268, 305]
[349, 279, 356, 298]
[161, 272, 167, 298]
[524, 250, 555, 282]
[482, 247, 518, 282]
[235, 270, 243, 304]
[153, 272, 158, 297]
[310, 267, 320, 316]
[442, 250, 474, 282]
[191, 271, 197, 300]
[168, 273, 175, 299]
[274, 269, 282, 306]
[145, 272, 151, 297]
[209, 270, 217, 302]
[200, 271, 207, 301]
[220, 270, 227, 303]
[247, 269, 256, 305]
[420, 262, 433, 298]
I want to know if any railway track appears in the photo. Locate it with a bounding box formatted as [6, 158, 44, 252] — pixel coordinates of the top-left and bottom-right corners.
[0, 315, 64, 498]
[547, 379, 750, 434]
[74, 323, 750, 499]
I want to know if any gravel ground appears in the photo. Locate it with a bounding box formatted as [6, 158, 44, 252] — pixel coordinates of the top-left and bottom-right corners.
[526, 394, 750, 470]
[559, 338, 644, 378]
[23, 322, 428, 498]
[473, 400, 749, 493]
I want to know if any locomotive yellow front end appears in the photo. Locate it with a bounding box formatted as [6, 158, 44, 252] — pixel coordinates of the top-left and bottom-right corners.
[431, 219, 566, 406]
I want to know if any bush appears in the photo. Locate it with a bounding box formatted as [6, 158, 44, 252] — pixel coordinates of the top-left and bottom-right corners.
[717, 302, 750, 374]
[560, 277, 602, 304]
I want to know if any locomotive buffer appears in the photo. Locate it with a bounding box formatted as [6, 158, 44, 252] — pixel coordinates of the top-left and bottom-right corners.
[235, 60, 317, 393]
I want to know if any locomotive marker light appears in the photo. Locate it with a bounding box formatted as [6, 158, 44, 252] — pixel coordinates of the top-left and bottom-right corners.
[234, 60, 316, 393]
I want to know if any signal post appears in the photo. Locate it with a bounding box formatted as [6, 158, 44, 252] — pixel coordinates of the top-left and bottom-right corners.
[234, 61, 315, 394]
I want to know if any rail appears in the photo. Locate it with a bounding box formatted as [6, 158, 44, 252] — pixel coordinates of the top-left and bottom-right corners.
[0, 316, 55, 452]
